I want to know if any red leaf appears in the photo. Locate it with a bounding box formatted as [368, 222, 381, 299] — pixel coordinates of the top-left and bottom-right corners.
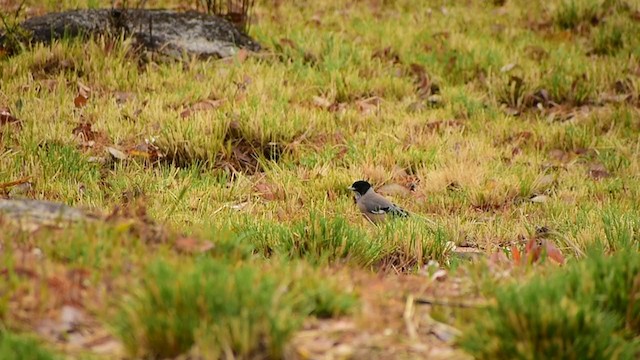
[543, 240, 565, 265]
[511, 245, 521, 265]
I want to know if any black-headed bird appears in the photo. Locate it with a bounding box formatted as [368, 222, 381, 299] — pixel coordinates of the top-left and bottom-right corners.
[348, 180, 409, 223]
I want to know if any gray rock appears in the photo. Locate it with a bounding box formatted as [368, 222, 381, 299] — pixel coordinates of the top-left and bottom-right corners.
[2, 9, 260, 58]
[0, 199, 96, 231]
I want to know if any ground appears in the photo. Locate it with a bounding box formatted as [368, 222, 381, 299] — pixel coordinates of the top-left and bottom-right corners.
[1, 0, 639, 359]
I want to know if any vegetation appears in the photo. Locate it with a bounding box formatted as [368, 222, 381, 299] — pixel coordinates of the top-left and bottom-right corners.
[0, 0, 639, 358]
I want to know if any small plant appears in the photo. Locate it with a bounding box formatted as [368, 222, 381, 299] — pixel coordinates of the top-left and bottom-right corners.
[592, 20, 624, 55]
[281, 214, 382, 266]
[0, 1, 30, 55]
[554, 0, 604, 30]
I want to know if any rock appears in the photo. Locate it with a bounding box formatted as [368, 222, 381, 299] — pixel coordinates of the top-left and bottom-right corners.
[2, 9, 260, 58]
[0, 199, 96, 231]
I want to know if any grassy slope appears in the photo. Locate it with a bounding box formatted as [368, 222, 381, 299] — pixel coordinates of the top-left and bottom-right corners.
[1, 0, 639, 358]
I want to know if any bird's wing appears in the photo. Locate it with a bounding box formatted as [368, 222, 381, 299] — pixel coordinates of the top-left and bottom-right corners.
[370, 204, 409, 217]
[363, 193, 409, 217]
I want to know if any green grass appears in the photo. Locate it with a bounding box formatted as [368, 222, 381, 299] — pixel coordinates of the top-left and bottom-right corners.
[459, 247, 640, 359]
[114, 257, 355, 358]
[0, 331, 59, 360]
[1, 0, 640, 358]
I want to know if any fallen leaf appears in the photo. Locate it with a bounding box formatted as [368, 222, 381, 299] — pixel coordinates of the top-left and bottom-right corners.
[0, 108, 20, 125]
[588, 163, 611, 180]
[174, 237, 215, 254]
[530, 194, 549, 203]
[72, 122, 97, 142]
[356, 96, 382, 115]
[126, 141, 163, 161]
[106, 146, 128, 160]
[74, 93, 88, 108]
[114, 91, 135, 105]
[372, 47, 401, 64]
[74, 81, 91, 108]
[500, 63, 517, 73]
[0, 177, 31, 190]
[312, 96, 333, 109]
[181, 99, 226, 118]
[254, 182, 281, 201]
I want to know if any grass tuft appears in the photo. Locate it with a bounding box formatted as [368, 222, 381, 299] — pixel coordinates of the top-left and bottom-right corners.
[114, 257, 355, 359]
[459, 248, 640, 359]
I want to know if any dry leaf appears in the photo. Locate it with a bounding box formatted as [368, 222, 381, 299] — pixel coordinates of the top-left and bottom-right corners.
[530, 195, 549, 203]
[236, 48, 249, 63]
[114, 91, 135, 105]
[500, 63, 517, 73]
[356, 96, 382, 115]
[106, 146, 128, 160]
[312, 96, 333, 109]
[588, 163, 611, 180]
[74, 81, 91, 108]
[126, 141, 163, 162]
[254, 182, 281, 201]
[0, 108, 20, 125]
[72, 122, 97, 142]
[74, 94, 88, 108]
[0, 177, 31, 190]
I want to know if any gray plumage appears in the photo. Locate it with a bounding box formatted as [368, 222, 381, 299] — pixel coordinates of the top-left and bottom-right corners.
[348, 180, 409, 223]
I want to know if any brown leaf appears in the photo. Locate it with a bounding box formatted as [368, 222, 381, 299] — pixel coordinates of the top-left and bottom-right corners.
[72, 122, 97, 142]
[312, 96, 333, 109]
[589, 163, 611, 180]
[0, 108, 20, 125]
[372, 47, 401, 64]
[74, 81, 91, 108]
[254, 182, 281, 201]
[181, 99, 226, 118]
[114, 91, 135, 105]
[0, 177, 31, 190]
[175, 237, 215, 254]
[74, 94, 88, 108]
[356, 96, 382, 115]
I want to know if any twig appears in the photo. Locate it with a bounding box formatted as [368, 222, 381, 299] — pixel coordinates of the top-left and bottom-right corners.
[403, 295, 418, 339]
[415, 297, 486, 308]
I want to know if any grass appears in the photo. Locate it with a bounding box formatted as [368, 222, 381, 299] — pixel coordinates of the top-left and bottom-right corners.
[114, 258, 355, 358]
[459, 247, 640, 359]
[0, 331, 59, 360]
[0, 0, 640, 358]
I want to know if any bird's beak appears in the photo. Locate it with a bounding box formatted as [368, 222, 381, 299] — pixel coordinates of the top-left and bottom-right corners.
[347, 186, 354, 191]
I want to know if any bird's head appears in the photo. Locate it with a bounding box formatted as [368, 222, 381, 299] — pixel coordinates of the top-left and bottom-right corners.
[348, 180, 372, 196]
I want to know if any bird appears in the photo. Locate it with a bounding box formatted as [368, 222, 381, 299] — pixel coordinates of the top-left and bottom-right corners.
[348, 180, 409, 223]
